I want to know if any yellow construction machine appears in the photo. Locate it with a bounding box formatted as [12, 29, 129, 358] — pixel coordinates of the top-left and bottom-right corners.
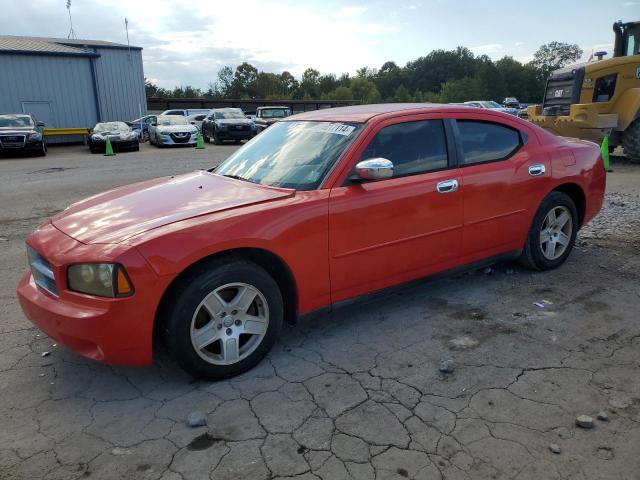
[528, 21, 640, 161]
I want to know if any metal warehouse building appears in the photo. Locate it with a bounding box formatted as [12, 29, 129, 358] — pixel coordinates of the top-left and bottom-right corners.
[0, 36, 145, 138]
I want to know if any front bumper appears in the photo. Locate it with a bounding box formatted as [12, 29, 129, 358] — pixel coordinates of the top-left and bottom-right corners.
[16, 223, 165, 366]
[216, 128, 255, 140]
[156, 133, 198, 146]
[89, 138, 138, 150]
[0, 139, 44, 152]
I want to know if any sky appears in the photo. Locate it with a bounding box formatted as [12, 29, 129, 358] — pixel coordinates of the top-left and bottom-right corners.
[0, 0, 637, 89]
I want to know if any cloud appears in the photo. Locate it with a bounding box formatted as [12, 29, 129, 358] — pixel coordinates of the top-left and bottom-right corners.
[470, 43, 504, 55]
[0, 0, 398, 89]
[336, 6, 368, 17]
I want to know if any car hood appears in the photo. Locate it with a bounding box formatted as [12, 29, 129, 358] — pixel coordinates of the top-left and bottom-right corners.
[216, 119, 253, 126]
[156, 125, 197, 133]
[0, 127, 37, 134]
[52, 171, 295, 244]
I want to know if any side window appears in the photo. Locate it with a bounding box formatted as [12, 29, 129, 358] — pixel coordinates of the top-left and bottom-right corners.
[592, 74, 617, 102]
[359, 120, 449, 177]
[456, 120, 521, 165]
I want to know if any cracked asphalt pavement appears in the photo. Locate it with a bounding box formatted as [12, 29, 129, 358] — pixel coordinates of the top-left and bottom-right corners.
[1, 145, 639, 479]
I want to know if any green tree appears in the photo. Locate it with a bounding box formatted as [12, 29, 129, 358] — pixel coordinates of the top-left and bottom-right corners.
[393, 84, 413, 102]
[232, 62, 259, 97]
[375, 61, 402, 100]
[437, 77, 485, 103]
[350, 77, 381, 104]
[322, 86, 353, 101]
[299, 68, 321, 98]
[530, 41, 583, 80]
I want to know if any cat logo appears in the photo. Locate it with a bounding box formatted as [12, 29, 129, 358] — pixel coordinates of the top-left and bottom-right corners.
[554, 89, 564, 98]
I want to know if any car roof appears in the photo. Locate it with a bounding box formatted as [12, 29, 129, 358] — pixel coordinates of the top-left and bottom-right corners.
[288, 103, 477, 123]
[258, 106, 289, 109]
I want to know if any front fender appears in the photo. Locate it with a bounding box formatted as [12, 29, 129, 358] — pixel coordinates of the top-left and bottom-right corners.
[613, 88, 640, 130]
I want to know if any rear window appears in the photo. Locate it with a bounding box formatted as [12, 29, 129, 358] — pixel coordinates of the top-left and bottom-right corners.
[456, 120, 521, 165]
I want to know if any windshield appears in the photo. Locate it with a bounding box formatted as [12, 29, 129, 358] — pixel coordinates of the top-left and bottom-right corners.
[158, 116, 189, 126]
[0, 114, 34, 128]
[215, 121, 363, 190]
[215, 110, 246, 120]
[258, 108, 290, 119]
[94, 122, 130, 132]
[483, 101, 502, 108]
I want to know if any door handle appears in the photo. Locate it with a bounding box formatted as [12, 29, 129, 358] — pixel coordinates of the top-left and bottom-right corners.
[436, 179, 458, 193]
[528, 164, 546, 176]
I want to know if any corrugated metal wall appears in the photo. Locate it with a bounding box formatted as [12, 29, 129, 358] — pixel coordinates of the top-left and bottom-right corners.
[92, 48, 146, 121]
[0, 54, 98, 128]
[0, 46, 146, 135]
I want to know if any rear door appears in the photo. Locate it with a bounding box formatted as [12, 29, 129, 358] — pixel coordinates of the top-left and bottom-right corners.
[328, 115, 464, 303]
[453, 115, 552, 259]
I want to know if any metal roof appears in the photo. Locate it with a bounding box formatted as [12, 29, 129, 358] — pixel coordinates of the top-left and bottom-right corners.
[0, 35, 141, 57]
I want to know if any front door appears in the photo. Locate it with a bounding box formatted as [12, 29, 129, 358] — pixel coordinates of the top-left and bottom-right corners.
[328, 117, 463, 303]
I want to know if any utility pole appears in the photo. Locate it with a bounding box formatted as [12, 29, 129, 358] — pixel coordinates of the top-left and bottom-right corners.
[66, 0, 77, 39]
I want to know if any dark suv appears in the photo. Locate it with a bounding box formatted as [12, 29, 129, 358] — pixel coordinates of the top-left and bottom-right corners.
[200, 108, 257, 144]
[254, 106, 291, 133]
[0, 113, 47, 156]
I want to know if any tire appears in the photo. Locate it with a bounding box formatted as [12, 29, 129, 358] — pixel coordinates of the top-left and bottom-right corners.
[89, 147, 100, 154]
[519, 191, 578, 271]
[131, 144, 140, 152]
[37, 142, 47, 157]
[203, 133, 210, 143]
[622, 118, 640, 163]
[162, 258, 283, 380]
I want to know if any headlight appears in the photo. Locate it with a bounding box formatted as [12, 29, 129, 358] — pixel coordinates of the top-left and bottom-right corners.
[91, 134, 103, 141]
[29, 132, 42, 141]
[216, 123, 227, 130]
[68, 263, 134, 297]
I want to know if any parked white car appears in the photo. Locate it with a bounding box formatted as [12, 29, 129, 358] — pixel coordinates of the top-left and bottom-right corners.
[187, 113, 207, 131]
[149, 115, 199, 147]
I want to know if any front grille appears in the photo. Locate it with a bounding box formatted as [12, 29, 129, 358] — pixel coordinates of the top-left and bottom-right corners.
[231, 124, 249, 131]
[542, 67, 584, 116]
[0, 134, 26, 148]
[170, 132, 190, 143]
[27, 246, 58, 297]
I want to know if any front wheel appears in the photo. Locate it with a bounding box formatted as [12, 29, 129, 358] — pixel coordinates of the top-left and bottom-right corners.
[520, 191, 578, 270]
[163, 259, 283, 380]
[622, 118, 640, 163]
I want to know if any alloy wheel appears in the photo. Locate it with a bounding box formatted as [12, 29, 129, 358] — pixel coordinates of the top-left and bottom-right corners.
[190, 282, 269, 365]
[539, 205, 573, 260]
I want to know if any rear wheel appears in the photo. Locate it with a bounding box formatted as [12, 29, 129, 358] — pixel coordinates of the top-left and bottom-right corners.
[163, 259, 283, 380]
[520, 191, 578, 270]
[622, 118, 640, 163]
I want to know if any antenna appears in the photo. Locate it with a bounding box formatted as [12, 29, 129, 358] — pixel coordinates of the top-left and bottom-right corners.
[66, 0, 77, 39]
[125, 17, 131, 60]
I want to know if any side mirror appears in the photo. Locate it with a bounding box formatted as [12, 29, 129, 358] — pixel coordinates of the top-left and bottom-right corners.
[190, 121, 196, 125]
[150, 121, 157, 126]
[351, 158, 394, 181]
[37, 121, 45, 127]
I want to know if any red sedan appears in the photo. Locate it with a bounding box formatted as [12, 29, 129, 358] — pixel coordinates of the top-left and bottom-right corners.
[17, 104, 605, 379]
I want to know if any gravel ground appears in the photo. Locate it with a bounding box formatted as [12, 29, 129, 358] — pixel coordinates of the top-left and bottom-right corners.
[0, 146, 639, 480]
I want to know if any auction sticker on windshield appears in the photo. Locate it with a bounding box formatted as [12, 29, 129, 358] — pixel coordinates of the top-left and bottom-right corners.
[312, 123, 356, 136]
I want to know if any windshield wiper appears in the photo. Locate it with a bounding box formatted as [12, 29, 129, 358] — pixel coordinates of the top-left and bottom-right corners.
[221, 174, 257, 184]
